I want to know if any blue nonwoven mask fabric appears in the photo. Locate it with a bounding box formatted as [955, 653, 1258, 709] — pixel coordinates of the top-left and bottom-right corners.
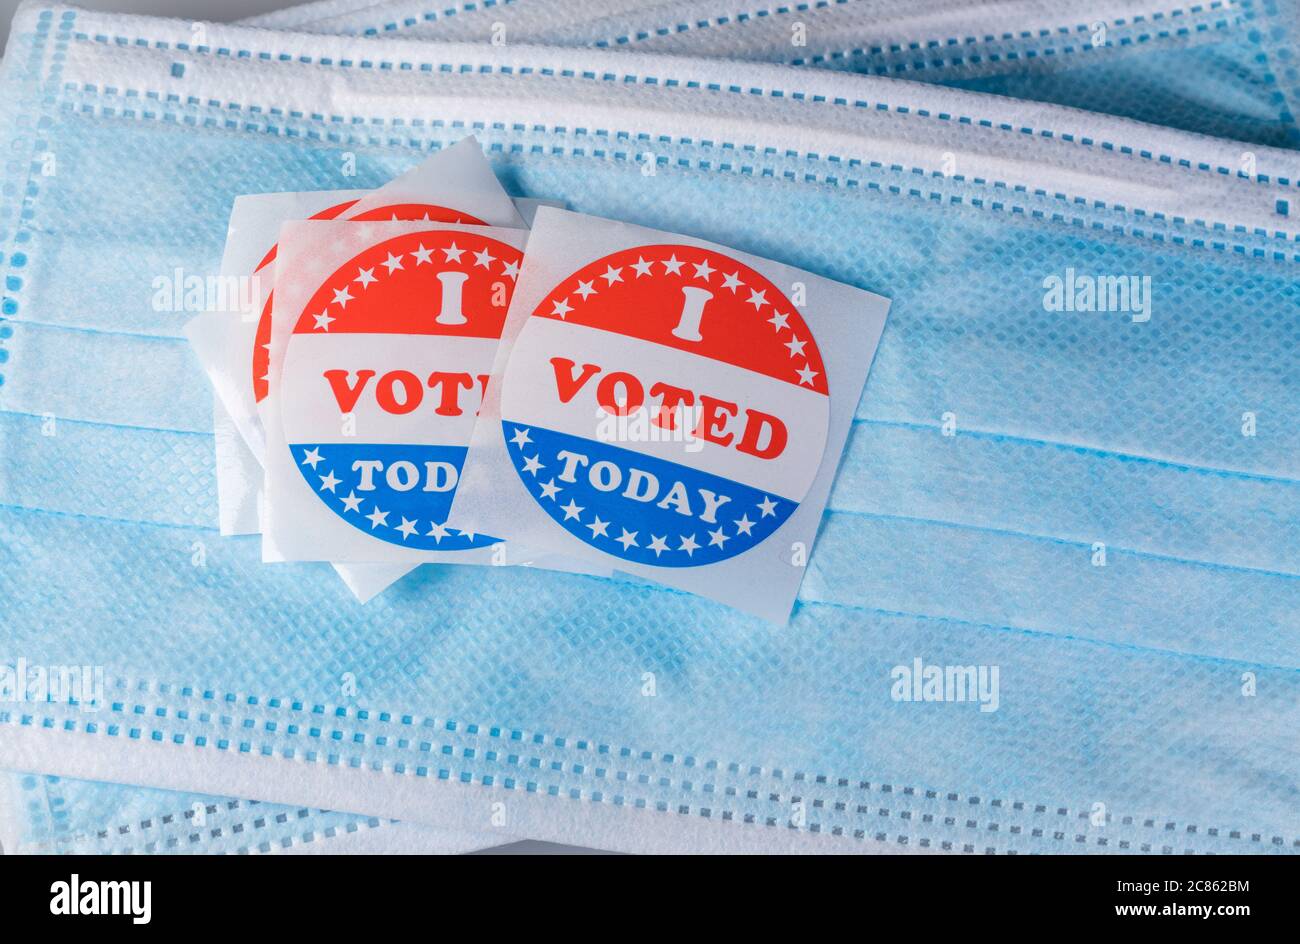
[51, 0, 1298, 854]
[0, 3, 1298, 854]
[244, 0, 1300, 151]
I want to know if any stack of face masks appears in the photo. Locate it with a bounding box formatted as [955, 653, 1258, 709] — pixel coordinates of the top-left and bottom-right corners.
[1, 0, 1298, 855]
[245, 0, 1300, 150]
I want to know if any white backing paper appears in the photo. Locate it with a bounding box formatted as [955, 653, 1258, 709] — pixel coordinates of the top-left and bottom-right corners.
[453, 209, 890, 622]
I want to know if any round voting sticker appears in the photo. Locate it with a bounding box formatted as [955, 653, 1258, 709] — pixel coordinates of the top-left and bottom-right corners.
[280, 229, 518, 550]
[499, 245, 830, 567]
[252, 203, 485, 403]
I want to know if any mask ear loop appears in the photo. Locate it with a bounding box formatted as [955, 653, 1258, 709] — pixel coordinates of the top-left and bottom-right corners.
[45, 0, 1300, 243]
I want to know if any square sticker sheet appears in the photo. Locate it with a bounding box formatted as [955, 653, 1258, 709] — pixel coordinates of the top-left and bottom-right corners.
[182, 139, 566, 602]
[263, 220, 537, 566]
[190, 188, 365, 535]
[185, 137, 525, 537]
[453, 209, 891, 622]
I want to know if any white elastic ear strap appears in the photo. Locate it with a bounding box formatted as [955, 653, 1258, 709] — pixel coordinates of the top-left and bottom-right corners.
[240, 0, 1237, 70]
[50, 3, 1300, 238]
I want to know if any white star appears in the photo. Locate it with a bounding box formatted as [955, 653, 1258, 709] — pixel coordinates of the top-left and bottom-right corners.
[768, 310, 790, 331]
[332, 286, 353, 308]
[784, 336, 807, 357]
[661, 255, 684, 275]
[631, 257, 654, 277]
[734, 514, 755, 536]
[560, 498, 584, 521]
[410, 244, 434, 265]
[708, 527, 730, 548]
[318, 471, 340, 492]
[521, 454, 544, 476]
[457, 528, 478, 542]
[757, 496, 778, 517]
[796, 364, 819, 386]
[381, 252, 404, 274]
[312, 310, 334, 331]
[678, 534, 699, 556]
[501, 259, 520, 279]
[721, 272, 744, 292]
[473, 247, 495, 269]
[573, 279, 597, 300]
[616, 528, 639, 551]
[551, 298, 573, 319]
[509, 427, 533, 448]
[692, 259, 715, 281]
[586, 516, 610, 538]
[647, 535, 669, 556]
[396, 517, 418, 540]
[747, 288, 768, 310]
[301, 448, 323, 469]
[340, 491, 362, 513]
[353, 267, 376, 288]
[538, 478, 561, 500]
[442, 242, 465, 263]
[366, 506, 389, 529]
[601, 265, 624, 285]
[426, 520, 451, 542]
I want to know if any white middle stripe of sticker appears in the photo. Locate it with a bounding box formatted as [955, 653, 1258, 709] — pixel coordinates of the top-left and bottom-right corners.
[281, 332, 498, 445]
[500, 319, 829, 500]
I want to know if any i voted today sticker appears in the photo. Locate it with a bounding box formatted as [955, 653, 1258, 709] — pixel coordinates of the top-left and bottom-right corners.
[497, 244, 830, 567]
[263, 222, 528, 563]
[454, 209, 890, 622]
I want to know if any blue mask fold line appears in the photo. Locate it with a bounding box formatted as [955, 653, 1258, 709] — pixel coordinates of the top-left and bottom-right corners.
[3, 502, 1299, 672]
[5, 412, 1300, 583]
[3, 408, 1298, 485]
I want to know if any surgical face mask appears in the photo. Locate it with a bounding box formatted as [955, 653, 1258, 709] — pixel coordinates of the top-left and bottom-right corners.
[248, 0, 1300, 151]
[1, 3, 1298, 855]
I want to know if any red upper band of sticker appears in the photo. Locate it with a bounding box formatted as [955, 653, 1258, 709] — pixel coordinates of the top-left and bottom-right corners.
[252, 203, 486, 402]
[529, 244, 828, 395]
[292, 230, 520, 338]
